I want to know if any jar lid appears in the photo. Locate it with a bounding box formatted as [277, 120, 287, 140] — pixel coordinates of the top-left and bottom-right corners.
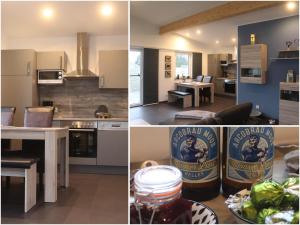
[134, 165, 182, 196]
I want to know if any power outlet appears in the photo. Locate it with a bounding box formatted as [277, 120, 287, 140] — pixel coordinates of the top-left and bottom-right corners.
[255, 105, 260, 110]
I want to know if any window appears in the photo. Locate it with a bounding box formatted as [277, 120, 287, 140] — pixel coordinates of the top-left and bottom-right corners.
[176, 53, 189, 78]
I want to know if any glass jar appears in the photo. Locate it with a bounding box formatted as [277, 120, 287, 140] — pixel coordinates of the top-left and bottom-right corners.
[130, 165, 192, 224]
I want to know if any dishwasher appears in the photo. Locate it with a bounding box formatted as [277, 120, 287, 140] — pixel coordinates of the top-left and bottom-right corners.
[97, 121, 128, 166]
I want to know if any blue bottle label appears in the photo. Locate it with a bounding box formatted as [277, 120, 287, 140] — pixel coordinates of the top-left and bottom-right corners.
[226, 127, 274, 183]
[170, 127, 219, 183]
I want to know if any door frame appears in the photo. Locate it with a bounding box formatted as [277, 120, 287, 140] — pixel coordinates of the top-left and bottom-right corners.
[129, 48, 144, 107]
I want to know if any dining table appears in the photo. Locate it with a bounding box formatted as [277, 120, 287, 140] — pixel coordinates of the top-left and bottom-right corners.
[1, 126, 69, 203]
[175, 81, 214, 107]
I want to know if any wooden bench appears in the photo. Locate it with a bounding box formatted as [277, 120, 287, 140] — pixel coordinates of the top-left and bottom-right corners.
[1, 157, 37, 212]
[168, 90, 192, 108]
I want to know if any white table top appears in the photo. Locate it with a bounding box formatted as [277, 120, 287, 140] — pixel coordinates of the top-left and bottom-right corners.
[175, 81, 214, 87]
[53, 117, 128, 122]
[1, 126, 68, 132]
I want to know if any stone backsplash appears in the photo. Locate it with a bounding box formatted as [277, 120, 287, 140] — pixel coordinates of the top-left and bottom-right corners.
[38, 79, 128, 118]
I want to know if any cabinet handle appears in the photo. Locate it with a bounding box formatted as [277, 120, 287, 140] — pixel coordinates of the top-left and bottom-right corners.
[99, 76, 104, 88]
[60, 56, 63, 70]
[27, 62, 31, 76]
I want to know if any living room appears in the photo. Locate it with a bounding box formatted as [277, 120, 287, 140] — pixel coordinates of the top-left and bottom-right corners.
[129, 1, 299, 125]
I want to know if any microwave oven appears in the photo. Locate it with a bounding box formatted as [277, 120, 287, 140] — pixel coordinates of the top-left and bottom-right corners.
[37, 70, 64, 84]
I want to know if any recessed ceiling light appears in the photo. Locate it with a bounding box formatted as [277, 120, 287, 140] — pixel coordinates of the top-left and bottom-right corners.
[42, 8, 54, 19]
[186, 33, 190, 37]
[215, 40, 220, 44]
[196, 29, 201, 35]
[232, 38, 236, 42]
[101, 5, 113, 16]
[287, 2, 297, 10]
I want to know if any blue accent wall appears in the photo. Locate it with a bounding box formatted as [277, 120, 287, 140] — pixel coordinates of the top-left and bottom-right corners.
[238, 16, 299, 120]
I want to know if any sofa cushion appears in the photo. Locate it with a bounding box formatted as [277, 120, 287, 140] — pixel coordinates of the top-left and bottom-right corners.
[159, 117, 220, 125]
[175, 110, 216, 119]
[215, 102, 252, 125]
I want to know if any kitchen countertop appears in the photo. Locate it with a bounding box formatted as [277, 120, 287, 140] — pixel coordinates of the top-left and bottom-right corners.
[53, 117, 128, 122]
[130, 147, 296, 224]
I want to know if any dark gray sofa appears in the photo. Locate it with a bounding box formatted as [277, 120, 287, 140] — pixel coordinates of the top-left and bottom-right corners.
[159, 102, 252, 125]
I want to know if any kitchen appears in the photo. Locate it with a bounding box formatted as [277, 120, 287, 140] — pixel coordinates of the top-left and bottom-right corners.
[1, 1, 128, 223]
[130, 1, 299, 125]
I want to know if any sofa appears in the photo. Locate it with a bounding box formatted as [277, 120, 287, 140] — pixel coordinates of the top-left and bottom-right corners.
[159, 102, 253, 125]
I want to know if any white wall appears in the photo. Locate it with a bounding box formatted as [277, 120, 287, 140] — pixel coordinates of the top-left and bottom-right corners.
[158, 50, 176, 101]
[131, 16, 209, 75]
[2, 35, 128, 74]
[131, 17, 211, 102]
[130, 127, 299, 163]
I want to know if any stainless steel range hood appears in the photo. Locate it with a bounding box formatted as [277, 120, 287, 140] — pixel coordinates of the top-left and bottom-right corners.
[65, 32, 98, 79]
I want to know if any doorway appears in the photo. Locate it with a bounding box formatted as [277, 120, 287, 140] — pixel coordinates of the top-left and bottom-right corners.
[129, 49, 143, 107]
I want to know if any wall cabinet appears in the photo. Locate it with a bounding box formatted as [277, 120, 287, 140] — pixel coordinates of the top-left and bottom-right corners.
[1, 49, 36, 76]
[207, 54, 221, 77]
[208, 53, 232, 77]
[1, 49, 38, 126]
[279, 82, 299, 125]
[37, 51, 67, 71]
[98, 50, 128, 88]
[219, 54, 232, 61]
[240, 44, 267, 84]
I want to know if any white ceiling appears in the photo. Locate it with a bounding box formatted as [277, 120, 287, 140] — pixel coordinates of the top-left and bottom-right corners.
[1, 1, 128, 38]
[131, 1, 299, 47]
[131, 1, 226, 26]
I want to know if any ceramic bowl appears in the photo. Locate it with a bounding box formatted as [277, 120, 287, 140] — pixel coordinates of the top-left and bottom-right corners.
[226, 189, 254, 224]
[191, 201, 218, 224]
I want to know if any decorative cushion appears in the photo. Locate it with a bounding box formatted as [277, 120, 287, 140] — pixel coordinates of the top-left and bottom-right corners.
[175, 110, 216, 120]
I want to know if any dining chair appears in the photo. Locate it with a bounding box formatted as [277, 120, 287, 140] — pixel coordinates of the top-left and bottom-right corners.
[1, 107, 16, 186]
[2, 106, 54, 189]
[200, 76, 213, 103]
[23, 107, 54, 188]
[196, 75, 204, 82]
[1, 107, 16, 150]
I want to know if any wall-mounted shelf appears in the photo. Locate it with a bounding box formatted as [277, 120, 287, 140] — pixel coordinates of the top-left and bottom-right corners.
[271, 57, 299, 60]
[240, 44, 267, 84]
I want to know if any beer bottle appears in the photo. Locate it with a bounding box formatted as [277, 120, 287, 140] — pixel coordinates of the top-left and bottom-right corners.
[222, 127, 275, 197]
[170, 127, 220, 201]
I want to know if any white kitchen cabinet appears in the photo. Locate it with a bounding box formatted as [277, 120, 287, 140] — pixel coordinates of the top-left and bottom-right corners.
[37, 51, 67, 71]
[98, 50, 128, 88]
[1, 49, 38, 126]
[97, 129, 128, 166]
[97, 121, 128, 166]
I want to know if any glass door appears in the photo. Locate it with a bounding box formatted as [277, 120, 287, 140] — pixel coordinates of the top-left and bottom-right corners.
[130, 49, 143, 106]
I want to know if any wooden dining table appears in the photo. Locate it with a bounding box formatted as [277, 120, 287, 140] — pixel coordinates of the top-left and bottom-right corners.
[175, 81, 214, 107]
[1, 126, 69, 203]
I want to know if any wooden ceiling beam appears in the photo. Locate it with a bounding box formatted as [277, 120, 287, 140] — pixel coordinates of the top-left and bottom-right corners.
[159, 1, 284, 34]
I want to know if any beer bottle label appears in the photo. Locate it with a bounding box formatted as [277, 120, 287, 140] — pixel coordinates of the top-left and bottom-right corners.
[226, 127, 274, 183]
[170, 127, 218, 183]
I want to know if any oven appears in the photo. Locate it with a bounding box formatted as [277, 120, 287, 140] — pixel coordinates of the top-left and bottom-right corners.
[224, 79, 236, 94]
[38, 70, 64, 84]
[61, 121, 97, 165]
